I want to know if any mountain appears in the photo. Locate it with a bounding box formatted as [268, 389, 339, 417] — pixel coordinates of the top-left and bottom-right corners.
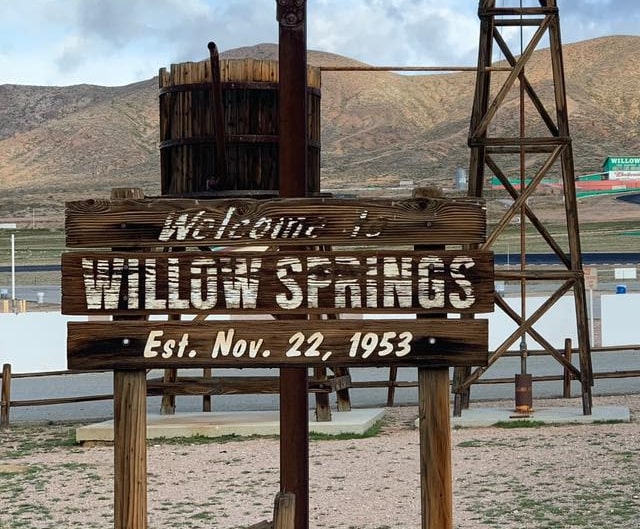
[1, 36, 640, 223]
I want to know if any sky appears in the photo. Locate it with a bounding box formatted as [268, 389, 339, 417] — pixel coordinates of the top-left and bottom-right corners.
[1, 0, 639, 87]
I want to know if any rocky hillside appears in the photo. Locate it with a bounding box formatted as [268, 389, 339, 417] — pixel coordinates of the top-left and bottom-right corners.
[1, 36, 639, 220]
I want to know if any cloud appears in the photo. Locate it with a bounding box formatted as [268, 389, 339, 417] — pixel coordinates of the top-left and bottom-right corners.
[309, 1, 479, 66]
[1, 0, 639, 86]
[55, 36, 91, 74]
[560, 0, 640, 42]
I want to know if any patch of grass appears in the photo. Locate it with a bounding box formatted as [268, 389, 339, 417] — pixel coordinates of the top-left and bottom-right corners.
[457, 439, 486, 448]
[149, 433, 276, 446]
[309, 420, 383, 441]
[0, 228, 65, 265]
[493, 419, 546, 429]
[2, 427, 77, 459]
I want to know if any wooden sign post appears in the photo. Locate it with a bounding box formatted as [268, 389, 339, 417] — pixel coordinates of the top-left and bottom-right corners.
[109, 187, 147, 529]
[278, 3, 311, 525]
[62, 193, 493, 529]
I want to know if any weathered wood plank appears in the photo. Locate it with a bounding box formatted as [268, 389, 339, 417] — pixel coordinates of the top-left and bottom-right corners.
[114, 370, 147, 529]
[67, 319, 488, 370]
[145, 374, 350, 396]
[61, 250, 494, 315]
[65, 197, 486, 248]
[419, 368, 452, 529]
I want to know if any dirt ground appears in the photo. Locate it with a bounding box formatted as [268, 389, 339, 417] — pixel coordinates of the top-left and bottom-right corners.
[1, 393, 639, 529]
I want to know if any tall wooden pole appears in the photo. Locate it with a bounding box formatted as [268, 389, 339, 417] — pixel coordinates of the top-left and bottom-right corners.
[277, 2, 309, 529]
[414, 187, 453, 529]
[114, 370, 147, 529]
[419, 368, 453, 528]
[546, 0, 593, 414]
[111, 188, 147, 529]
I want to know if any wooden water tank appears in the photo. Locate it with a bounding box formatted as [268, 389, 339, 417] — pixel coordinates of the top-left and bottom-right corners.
[158, 58, 321, 195]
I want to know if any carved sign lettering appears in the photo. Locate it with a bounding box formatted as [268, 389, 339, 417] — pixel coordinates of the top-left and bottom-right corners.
[62, 250, 494, 315]
[65, 197, 487, 248]
[67, 319, 489, 370]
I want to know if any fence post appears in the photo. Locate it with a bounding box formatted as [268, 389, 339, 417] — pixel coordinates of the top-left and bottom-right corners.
[563, 338, 572, 398]
[386, 366, 398, 407]
[202, 368, 212, 412]
[1, 363, 11, 429]
[273, 492, 296, 529]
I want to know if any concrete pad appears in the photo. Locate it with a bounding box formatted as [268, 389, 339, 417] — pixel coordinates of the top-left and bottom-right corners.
[76, 408, 385, 442]
[449, 406, 631, 428]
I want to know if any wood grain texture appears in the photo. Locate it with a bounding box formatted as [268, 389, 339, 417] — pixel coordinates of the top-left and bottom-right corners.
[158, 58, 321, 195]
[419, 368, 452, 529]
[145, 375, 350, 396]
[273, 492, 295, 529]
[67, 319, 488, 370]
[65, 197, 486, 248]
[114, 370, 147, 529]
[61, 250, 494, 315]
[1, 363, 11, 429]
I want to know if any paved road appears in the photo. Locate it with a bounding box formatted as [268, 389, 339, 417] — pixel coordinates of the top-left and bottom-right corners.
[8, 351, 640, 423]
[3, 262, 639, 423]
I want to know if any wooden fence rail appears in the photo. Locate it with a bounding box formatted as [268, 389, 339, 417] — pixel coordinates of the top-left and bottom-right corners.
[2, 343, 639, 428]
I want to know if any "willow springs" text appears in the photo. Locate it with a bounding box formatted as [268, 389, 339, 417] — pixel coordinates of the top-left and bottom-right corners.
[80, 253, 480, 312]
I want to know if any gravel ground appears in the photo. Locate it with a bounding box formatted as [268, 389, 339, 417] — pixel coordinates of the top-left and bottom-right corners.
[1, 394, 639, 529]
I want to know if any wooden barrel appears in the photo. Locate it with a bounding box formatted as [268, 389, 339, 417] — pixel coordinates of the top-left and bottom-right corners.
[158, 58, 321, 195]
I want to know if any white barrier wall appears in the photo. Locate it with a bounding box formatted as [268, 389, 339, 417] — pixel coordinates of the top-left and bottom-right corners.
[0, 313, 232, 373]
[0, 296, 605, 374]
[0, 313, 85, 373]
[362, 296, 578, 351]
[601, 293, 640, 346]
[483, 296, 578, 351]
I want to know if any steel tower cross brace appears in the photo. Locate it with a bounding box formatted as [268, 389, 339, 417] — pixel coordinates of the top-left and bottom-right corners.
[459, 0, 593, 415]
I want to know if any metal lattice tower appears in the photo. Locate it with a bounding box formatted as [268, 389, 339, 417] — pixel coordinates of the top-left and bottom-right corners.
[456, 0, 593, 415]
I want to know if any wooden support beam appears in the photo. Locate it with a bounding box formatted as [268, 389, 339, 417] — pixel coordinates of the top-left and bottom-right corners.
[114, 370, 147, 529]
[273, 492, 296, 529]
[332, 367, 352, 412]
[414, 187, 453, 529]
[547, 0, 593, 414]
[492, 28, 558, 136]
[494, 18, 545, 26]
[1, 363, 11, 429]
[480, 6, 557, 16]
[484, 155, 570, 268]
[459, 280, 579, 391]
[419, 368, 453, 529]
[472, 16, 552, 138]
[467, 0, 494, 197]
[482, 145, 563, 249]
[278, 3, 309, 529]
[111, 187, 147, 529]
[563, 338, 573, 398]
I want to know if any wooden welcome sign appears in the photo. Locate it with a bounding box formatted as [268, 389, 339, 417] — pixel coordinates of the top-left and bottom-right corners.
[65, 196, 487, 248]
[62, 250, 494, 315]
[62, 195, 493, 371]
[62, 192, 493, 529]
[67, 319, 488, 370]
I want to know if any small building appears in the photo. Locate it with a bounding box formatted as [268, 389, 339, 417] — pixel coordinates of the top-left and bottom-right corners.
[575, 156, 640, 195]
[602, 156, 640, 180]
